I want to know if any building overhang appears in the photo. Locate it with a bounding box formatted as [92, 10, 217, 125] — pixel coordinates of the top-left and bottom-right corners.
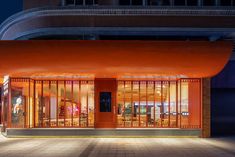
[1, 7, 235, 40]
[0, 40, 232, 80]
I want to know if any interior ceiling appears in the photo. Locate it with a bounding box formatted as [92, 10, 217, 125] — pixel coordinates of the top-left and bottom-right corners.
[0, 40, 232, 82]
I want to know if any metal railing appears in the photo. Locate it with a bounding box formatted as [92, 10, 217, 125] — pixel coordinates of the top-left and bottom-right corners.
[0, 6, 235, 39]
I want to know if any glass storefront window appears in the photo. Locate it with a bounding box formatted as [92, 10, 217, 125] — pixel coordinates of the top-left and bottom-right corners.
[73, 81, 80, 127]
[117, 81, 125, 127]
[50, 81, 57, 127]
[35, 81, 42, 127]
[170, 81, 177, 127]
[29, 80, 34, 128]
[155, 82, 161, 127]
[4, 78, 200, 129]
[65, 81, 72, 127]
[147, 81, 154, 127]
[181, 80, 189, 127]
[117, 79, 201, 129]
[132, 81, 139, 127]
[42, 81, 50, 127]
[80, 81, 88, 127]
[124, 81, 132, 127]
[58, 81, 65, 127]
[140, 81, 147, 127]
[11, 79, 30, 128]
[162, 81, 169, 127]
[88, 81, 94, 127]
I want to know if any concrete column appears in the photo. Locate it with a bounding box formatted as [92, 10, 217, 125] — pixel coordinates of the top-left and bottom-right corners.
[201, 78, 211, 138]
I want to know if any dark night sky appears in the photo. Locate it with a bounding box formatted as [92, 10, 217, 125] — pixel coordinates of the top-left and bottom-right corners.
[0, 0, 23, 24]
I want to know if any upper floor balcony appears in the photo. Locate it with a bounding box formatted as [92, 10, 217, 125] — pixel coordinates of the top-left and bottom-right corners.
[0, 0, 234, 40]
[24, 0, 235, 9]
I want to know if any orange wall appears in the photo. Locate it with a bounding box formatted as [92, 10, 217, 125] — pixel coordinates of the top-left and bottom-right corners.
[95, 78, 117, 128]
[0, 40, 232, 79]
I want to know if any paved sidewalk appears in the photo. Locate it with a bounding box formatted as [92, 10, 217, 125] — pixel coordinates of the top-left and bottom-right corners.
[0, 134, 235, 157]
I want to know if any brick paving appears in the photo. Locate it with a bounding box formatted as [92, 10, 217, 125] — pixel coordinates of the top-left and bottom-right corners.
[0, 135, 235, 157]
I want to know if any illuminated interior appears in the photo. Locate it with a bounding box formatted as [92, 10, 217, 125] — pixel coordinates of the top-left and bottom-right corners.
[7, 78, 95, 128]
[117, 79, 201, 128]
[2, 77, 201, 129]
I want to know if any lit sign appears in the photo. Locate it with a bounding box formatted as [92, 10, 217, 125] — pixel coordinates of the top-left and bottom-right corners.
[3, 75, 9, 96]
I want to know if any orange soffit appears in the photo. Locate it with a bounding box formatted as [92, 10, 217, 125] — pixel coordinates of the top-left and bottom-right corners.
[0, 40, 232, 78]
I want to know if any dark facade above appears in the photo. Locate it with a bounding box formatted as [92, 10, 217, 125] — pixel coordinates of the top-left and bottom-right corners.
[23, 0, 235, 9]
[1, 7, 235, 40]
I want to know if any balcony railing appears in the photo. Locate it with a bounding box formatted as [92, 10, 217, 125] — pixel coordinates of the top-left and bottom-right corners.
[62, 0, 235, 7]
[0, 6, 235, 40]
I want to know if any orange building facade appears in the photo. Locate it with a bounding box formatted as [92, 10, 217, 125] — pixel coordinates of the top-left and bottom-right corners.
[0, 0, 235, 137]
[0, 41, 233, 138]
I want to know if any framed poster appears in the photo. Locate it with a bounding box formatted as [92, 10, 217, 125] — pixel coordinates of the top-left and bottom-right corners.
[100, 92, 111, 112]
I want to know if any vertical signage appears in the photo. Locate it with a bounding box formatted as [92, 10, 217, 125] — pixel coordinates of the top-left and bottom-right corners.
[3, 75, 9, 96]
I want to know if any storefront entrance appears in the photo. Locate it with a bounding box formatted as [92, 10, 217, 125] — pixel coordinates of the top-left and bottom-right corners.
[2, 77, 202, 129]
[95, 78, 117, 128]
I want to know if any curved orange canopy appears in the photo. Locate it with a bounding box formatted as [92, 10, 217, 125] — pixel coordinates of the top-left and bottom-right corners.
[0, 40, 232, 80]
